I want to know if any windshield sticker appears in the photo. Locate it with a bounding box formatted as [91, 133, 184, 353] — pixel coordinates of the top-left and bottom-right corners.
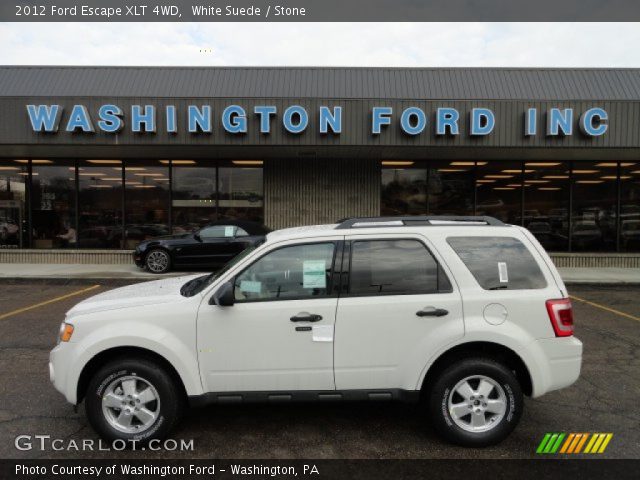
[240, 280, 261, 293]
[224, 226, 235, 237]
[303, 260, 326, 289]
[498, 262, 509, 283]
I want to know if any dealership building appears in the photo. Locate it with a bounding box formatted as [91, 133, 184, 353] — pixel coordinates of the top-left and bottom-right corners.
[0, 66, 639, 265]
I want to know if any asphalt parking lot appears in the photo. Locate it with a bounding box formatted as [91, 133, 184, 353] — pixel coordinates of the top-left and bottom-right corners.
[0, 280, 638, 459]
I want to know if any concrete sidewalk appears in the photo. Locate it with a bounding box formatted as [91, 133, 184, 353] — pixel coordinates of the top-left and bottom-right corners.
[0, 263, 638, 284]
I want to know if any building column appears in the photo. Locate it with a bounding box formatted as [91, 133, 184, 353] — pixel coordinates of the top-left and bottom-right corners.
[264, 158, 380, 229]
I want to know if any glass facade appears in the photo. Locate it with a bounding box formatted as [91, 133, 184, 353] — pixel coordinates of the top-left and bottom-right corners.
[1, 157, 638, 252]
[0, 159, 263, 249]
[380, 160, 640, 252]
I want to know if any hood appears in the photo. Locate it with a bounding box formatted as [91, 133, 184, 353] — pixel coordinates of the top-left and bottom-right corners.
[66, 274, 203, 318]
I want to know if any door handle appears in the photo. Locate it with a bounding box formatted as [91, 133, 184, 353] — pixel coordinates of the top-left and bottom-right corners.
[416, 307, 449, 317]
[290, 312, 323, 322]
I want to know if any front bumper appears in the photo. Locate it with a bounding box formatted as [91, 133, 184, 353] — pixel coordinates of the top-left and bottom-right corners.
[49, 343, 77, 404]
[133, 250, 144, 268]
[533, 336, 583, 397]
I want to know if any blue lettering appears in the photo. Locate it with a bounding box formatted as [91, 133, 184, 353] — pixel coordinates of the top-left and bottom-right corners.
[283, 105, 308, 134]
[525, 108, 537, 136]
[470, 108, 495, 136]
[131, 105, 156, 133]
[547, 108, 573, 136]
[400, 107, 426, 135]
[254, 106, 276, 134]
[579, 108, 608, 137]
[436, 108, 459, 135]
[65, 105, 94, 133]
[27, 105, 62, 133]
[372, 107, 392, 135]
[188, 105, 212, 133]
[97, 104, 123, 133]
[222, 105, 247, 134]
[319, 106, 342, 134]
[166, 105, 177, 133]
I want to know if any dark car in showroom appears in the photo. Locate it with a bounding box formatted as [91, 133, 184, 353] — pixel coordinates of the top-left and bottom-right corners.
[134, 220, 270, 273]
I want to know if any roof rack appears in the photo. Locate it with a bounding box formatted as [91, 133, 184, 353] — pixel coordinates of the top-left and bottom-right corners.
[335, 216, 505, 229]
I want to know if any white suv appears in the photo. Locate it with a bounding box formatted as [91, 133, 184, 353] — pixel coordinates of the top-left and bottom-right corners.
[49, 216, 582, 447]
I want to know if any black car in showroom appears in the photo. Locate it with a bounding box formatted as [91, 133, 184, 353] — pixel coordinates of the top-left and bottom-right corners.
[134, 220, 270, 274]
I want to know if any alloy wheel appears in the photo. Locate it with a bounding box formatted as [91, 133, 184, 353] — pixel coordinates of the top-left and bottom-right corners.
[101, 375, 161, 434]
[146, 250, 169, 273]
[447, 375, 507, 433]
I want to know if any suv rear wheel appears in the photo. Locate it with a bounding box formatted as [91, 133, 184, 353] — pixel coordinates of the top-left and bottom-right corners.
[428, 357, 523, 447]
[85, 358, 183, 444]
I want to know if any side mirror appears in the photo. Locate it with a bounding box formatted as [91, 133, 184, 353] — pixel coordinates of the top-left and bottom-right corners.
[210, 281, 235, 306]
[193, 233, 202, 242]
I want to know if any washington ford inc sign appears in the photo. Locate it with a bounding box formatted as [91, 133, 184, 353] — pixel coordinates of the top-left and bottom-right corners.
[26, 104, 609, 137]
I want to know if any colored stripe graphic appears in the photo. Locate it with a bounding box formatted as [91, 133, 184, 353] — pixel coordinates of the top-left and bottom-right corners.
[537, 433, 613, 454]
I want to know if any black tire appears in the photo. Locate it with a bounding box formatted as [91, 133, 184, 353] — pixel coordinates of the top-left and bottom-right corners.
[145, 248, 171, 274]
[428, 357, 523, 447]
[85, 357, 184, 445]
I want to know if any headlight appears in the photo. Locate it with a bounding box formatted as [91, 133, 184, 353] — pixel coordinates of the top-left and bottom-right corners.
[57, 322, 74, 343]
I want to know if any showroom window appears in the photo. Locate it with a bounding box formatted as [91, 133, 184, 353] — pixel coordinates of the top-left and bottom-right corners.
[428, 161, 475, 215]
[619, 162, 640, 252]
[0, 159, 28, 248]
[571, 161, 618, 252]
[381, 161, 427, 215]
[78, 160, 124, 249]
[475, 161, 523, 225]
[218, 160, 264, 223]
[523, 162, 570, 252]
[124, 160, 170, 249]
[31, 159, 76, 249]
[171, 160, 218, 233]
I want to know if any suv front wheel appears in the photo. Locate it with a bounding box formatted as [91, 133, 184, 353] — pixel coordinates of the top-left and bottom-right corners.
[428, 357, 523, 447]
[85, 357, 183, 445]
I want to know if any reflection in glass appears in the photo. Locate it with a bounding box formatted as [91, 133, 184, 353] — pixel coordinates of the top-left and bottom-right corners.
[78, 160, 123, 248]
[475, 161, 522, 224]
[428, 161, 475, 215]
[0, 160, 27, 247]
[31, 159, 76, 249]
[124, 160, 170, 249]
[381, 162, 427, 215]
[619, 162, 640, 252]
[171, 160, 217, 233]
[218, 160, 264, 223]
[571, 162, 617, 252]
[523, 162, 569, 251]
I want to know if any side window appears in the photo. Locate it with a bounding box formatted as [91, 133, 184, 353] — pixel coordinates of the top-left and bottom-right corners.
[235, 227, 249, 237]
[199, 225, 237, 239]
[234, 243, 335, 301]
[349, 239, 451, 295]
[447, 236, 547, 290]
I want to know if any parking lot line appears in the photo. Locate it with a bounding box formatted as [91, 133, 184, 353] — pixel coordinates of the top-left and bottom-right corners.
[0, 285, 101, 321]
[570, 294, 640, 323]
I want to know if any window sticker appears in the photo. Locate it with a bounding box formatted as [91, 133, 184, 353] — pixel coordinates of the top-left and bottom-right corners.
[303, 260, 327, 289]
[498, 262, 509, 283]
[224, 226, 235, 237]
[240, 280, 262, 293]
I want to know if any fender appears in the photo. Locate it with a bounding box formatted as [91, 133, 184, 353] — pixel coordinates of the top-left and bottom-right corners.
[414, 327, 552, 398]
[62, 322, 203, 404]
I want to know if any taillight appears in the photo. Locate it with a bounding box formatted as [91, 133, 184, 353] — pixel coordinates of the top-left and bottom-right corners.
[545, 298, 574, 337]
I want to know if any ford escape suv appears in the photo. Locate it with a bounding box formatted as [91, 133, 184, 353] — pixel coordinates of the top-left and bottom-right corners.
[49, 216, 582, 447]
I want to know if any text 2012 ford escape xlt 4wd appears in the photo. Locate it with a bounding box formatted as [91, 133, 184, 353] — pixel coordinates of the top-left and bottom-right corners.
[49, 216, 582, 447]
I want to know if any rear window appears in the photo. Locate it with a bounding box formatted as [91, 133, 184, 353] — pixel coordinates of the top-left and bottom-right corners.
[447, 236, 547, 290]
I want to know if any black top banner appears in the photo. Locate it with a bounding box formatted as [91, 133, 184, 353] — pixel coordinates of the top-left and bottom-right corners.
[4, 0, 640, 22]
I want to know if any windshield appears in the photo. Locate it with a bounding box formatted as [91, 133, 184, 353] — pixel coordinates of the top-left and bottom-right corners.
[180, 241, 263, 297]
